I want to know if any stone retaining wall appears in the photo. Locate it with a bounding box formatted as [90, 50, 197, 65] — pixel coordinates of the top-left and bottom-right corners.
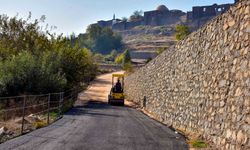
[125, 0, 250, 149]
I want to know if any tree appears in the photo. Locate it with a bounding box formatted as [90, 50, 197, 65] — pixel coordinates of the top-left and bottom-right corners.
[84, 25, 123, 54]
[0, 14, 97, 96]
[129, 10, 144, 22]
[121, 17, 128, 22]
[175, 25, 191, 41]
[86, 24, 102, 39]
[122, 49, 131, 64]
[0, 14, 52, 59]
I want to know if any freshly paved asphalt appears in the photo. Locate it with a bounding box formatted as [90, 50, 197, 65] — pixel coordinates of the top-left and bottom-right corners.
[0, 72, 188, 150]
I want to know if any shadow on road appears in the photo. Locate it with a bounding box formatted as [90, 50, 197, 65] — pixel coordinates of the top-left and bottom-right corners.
[65, 101, 124, 118]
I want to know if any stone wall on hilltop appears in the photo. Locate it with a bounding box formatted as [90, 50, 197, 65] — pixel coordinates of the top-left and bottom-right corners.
[125, 0, 249, 149]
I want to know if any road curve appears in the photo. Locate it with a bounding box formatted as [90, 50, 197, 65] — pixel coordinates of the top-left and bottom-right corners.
[0, 72, 188, 150]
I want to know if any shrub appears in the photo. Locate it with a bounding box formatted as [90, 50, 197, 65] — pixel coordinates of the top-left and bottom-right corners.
[0, 51, 66, 96]
[49, 111, 59, 120]
[115, 49, 131, 64]
[62, 100, 75, 113]
[123, 62, 133, 72]
[175, 25, 190, 41]
[156, 47, 167, 55]
[122, 49, 131, 65]
[115, 49, 132, 71]
[93, 53, 105, 63]
[33, 121, 47, 129]
[115, 54, 124, 64]
[190, 139, 208, 148]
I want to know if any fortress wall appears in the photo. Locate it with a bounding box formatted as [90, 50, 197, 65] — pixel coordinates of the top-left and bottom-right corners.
[125, 21, 143, 30]
[125, 0, 250, 149]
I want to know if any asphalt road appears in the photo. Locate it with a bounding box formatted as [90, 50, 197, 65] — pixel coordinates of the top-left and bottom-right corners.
[0, 72, 188, 150]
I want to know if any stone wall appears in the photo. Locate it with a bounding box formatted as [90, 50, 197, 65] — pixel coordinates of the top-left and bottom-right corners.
[98, 64, 122, 72]
[113, 20, 144, 31]
[191, 4, 232, 20]
[125, 0, 250, 149]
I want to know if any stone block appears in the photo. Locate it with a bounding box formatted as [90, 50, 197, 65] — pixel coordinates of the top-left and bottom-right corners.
[235, 88, 242, 96]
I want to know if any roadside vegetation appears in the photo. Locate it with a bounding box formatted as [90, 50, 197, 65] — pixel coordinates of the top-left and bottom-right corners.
[189, 139, 208, 148]
[0, 14, 97, 97]
[115, 49, 133, 72]
[175, 25, 191, 41]
[156, 47, 168, 55]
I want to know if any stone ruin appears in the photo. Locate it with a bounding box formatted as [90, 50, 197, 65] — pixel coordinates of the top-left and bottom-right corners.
[187, 1, 238, 29]
[94, 1, 238, 31]
[96, 5, 185, 30]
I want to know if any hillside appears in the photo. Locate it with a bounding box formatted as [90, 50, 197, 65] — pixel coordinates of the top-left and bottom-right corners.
[116, 25, 177, 63]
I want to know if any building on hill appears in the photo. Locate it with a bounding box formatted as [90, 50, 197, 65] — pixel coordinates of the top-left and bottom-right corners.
[187, 3, 234, 28]
[97, 14, 121, 28]
[144, 5, 185, 26]
[95, 5, 185, 31]
[94, 2, 236, 31]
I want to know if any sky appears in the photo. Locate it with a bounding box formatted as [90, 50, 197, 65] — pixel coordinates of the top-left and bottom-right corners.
[0, 0, 234, 36]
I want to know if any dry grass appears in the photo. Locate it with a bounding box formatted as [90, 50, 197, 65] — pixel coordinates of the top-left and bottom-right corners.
[0, 119, 22, 133]
[33, 121, 47, 129]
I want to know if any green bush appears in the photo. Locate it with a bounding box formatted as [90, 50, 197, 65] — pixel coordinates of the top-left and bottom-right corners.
[62, 100, 75, 113]
[115, 54, 124, 64]
[58, 45, 97, 86]
[115, 49, 131, 65]
[190, 139, 208, 148]
[175, 25, 191, 41]
[0, 52, 66, 96]
[49, 111, 59, 120]
[114, 50, 133, 72]
[156, 47, 167, 55]
[123, 62, 133, 72]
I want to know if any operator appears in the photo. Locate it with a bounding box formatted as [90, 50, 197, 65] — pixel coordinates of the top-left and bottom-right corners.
[115, 79, 122, 92]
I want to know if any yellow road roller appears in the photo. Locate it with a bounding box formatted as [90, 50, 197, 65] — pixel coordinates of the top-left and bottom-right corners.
[108, 74, 125, 105]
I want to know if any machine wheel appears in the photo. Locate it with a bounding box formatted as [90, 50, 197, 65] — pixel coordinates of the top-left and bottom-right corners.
[108, 95, 112, 105]
[121, 100, 124, 106]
